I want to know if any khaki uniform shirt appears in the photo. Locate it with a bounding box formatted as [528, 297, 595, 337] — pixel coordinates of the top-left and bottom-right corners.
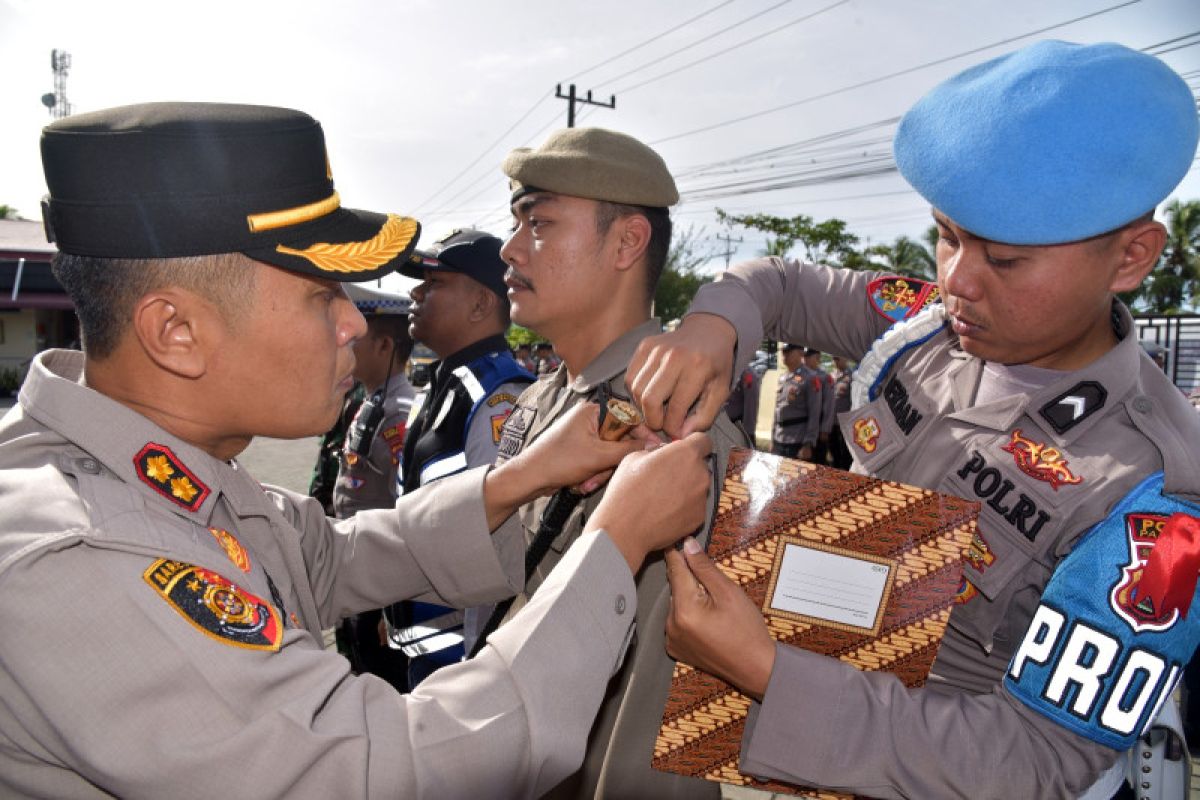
[689, 258, 1200, 799]
[0, 350, 639, 799]
[333, 373, 415, 518]
[493, 319, 750, 799]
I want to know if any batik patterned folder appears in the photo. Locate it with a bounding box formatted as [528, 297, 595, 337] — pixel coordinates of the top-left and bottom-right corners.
[653, 448, 979, 798]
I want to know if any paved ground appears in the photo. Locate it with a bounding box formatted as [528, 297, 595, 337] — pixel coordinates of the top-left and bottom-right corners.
[236, 433, 322, 494]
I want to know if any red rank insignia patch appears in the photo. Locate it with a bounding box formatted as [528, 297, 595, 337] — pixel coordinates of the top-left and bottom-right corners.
[134, 443, 210, 512]
[209, 527, 250, 573]
[1001, 429, 1082, 491]
[1110, 513, 1177, 633]
[867, 276, 940, 323]
[144, 559, 282, 651]
[852, 416, 880, 453]
[382, 423, 406, 457]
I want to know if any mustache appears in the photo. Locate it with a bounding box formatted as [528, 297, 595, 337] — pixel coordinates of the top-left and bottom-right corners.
[505, 268, 534, 291]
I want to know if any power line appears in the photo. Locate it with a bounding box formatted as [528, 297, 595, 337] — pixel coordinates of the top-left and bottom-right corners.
[412, 92, 551, 215]
[649, 0, 1142, 145]
[589, 0, 796, 89]
[562, 0, 739, 83]
[614, 0, 852, 96]
[412, 6, 748, 218]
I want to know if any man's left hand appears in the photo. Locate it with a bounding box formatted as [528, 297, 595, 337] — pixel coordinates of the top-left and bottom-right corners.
[665, 538, 776, 700]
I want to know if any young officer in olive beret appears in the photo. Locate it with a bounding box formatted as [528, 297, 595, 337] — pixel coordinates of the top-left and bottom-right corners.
[0, 102, 714, 799]
[627, 40, 1200, 798]
[477, 127, 749, 799]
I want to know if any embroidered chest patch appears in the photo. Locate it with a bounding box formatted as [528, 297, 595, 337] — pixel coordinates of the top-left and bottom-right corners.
[496, 405, 536, 462]
[144, 559, 282, 651]
[1001, 429, 1083, 490]
[134, 443, 210, 512]
[852, 416, 880, 452]
[867, 276, 940, 322]
[209, 527, 251, 573]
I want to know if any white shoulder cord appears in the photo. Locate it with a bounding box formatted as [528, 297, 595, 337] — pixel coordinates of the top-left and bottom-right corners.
[850, 304, 947, 411]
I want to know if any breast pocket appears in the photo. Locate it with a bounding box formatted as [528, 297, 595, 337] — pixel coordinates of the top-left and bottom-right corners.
[839, 402, 905, 474]
[943, 453, 1060, 653]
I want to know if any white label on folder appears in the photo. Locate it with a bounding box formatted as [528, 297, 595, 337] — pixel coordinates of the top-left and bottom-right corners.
[769, 542, 891, 629]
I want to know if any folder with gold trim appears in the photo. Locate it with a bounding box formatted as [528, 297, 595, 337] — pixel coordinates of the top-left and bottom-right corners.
[652, 448, 979, 797]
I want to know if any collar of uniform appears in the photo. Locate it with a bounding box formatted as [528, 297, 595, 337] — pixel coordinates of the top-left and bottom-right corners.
[949, 302, 1141, 446]
[432, 333, 513, 385]
[568, 319, 663, 394]
[19, 349, 224, 524]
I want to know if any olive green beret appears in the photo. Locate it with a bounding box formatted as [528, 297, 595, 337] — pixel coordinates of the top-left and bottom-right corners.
[503, 127, 678, 208]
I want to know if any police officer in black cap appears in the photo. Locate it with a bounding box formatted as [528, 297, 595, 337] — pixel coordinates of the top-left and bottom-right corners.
[0, 101, 714, 798]
[385, 229, 534, 686]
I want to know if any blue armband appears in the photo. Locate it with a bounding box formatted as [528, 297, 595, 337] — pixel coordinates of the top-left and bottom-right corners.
[1005, 472, 1200, 750]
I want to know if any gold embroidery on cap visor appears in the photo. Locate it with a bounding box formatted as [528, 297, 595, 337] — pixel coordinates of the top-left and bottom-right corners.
[275, 214, 419, 274]
[246, 191, 342, 233]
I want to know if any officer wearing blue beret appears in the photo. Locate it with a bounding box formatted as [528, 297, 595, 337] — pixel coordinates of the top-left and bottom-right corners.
[627, 41, 1200, 798]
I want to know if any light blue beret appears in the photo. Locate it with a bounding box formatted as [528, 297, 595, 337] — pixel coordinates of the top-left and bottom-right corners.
[894, 40, 1199, 245]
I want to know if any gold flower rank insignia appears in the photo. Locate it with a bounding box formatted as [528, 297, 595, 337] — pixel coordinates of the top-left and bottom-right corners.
[144, 560, 283, 651]
[134, 443, 211, 512]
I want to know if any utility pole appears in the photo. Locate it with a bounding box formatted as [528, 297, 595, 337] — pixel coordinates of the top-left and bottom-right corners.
[715, 232, 744, 270]
[40, 49, 73, 119]
[555, 83, 615, 128]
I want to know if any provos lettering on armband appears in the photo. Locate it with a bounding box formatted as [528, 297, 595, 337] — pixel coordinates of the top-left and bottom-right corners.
[1008, 602, 1180, 741]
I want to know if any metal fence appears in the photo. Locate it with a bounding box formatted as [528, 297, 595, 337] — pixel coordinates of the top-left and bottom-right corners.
[1133, 313, 1200, 392]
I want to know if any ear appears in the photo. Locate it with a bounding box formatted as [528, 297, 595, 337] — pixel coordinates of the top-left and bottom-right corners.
[371, 330, 393, 358]
[1107, 219, 1167, 294]
[612, 214, 653, 275]
[468, 285, 496, 323]
[129, 289, 215, 379]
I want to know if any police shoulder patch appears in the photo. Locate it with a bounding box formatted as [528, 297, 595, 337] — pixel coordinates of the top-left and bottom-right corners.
[144, 559, 282, 651]
[134, 443, 210, 512]
[1004, 473, 1200, 750]
[867, 276, 940, 323]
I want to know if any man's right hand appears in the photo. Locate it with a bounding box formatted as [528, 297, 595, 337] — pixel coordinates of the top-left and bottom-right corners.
[627, 313, 737, 439]
[585, 432, 713, 573]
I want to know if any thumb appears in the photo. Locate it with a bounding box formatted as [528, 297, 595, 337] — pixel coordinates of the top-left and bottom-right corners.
[680, 537, 731, 596]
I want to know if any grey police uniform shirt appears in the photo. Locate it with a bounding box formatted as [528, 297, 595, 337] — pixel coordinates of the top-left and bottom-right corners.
[492, 319, 750, 800]
[687, 258, 1200, 799]
[772, 364, 821, 447]
[332, 373, 415, 518]
[0, 349, 639, 800]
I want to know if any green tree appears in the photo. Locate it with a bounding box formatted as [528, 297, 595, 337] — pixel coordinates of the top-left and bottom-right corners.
[1127, 199, 1200, 313]
[505, 324, 541, 349]
[0, 205, 20, 220]
[866, 232, 936, 280]
[654, 225, 715, 324]
[716, 209, 861, 266]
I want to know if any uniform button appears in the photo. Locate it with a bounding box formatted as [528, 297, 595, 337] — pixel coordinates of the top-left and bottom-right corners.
[615, 595, 627, 615]
[78, 458, 100, 474]
[1133, 397, 1153, 414]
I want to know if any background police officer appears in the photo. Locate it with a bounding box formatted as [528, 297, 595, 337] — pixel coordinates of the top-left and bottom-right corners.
[386, 229, 534, 686]
[333, 283, 415, 517]
[771, 343, 820, 459]
[331, 283, 416, 691]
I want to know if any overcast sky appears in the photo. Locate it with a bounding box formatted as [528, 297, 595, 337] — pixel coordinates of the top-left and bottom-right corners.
[2, 0, 1198, 292]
